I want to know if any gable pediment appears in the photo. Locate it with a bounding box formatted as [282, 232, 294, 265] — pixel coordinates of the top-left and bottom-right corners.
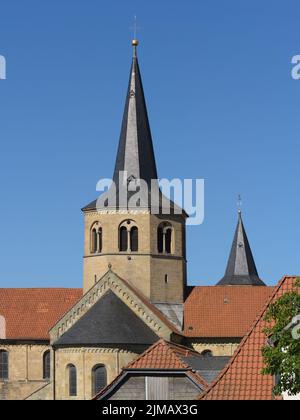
[49, 270, 179, 344]
[53, 290, 159, 346]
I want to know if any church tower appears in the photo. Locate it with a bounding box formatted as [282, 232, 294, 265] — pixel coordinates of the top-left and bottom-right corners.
[82, 40, 187, 310]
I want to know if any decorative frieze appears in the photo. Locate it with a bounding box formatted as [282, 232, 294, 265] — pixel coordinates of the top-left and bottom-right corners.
[50, 271, 167, 344]
[56, 347, 136, 355]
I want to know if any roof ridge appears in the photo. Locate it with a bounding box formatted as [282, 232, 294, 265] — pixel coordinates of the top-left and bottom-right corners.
[126, 339, 191, 370]
[94, 338, 208, 399]
[125, 338, 166, 369]
[125, 339, 209, 390]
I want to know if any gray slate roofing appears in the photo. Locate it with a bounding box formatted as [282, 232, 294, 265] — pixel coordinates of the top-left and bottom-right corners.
[217, 212, 265, 286]
[82, 45, 185, 216]
[183, 355, 230, 384]
[53, 289, 159, 346]
[112, 50, 158, 189]
[83, 46, 157, 212]
[183, 355, 230, 371]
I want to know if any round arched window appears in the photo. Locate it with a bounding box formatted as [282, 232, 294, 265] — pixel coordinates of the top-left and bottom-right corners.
[92, 364, 107, 396]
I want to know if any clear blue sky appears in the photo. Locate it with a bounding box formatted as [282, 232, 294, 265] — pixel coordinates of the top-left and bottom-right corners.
[0, 0, 299, 288]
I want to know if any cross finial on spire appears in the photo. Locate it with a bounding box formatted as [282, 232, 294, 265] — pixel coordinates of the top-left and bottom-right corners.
[237, 194, 242, 214]
[130, 15, 141, 57]
[132, 15, 138, 39]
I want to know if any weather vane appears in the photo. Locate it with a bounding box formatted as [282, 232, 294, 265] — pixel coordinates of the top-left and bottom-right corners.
[237, 194, 242, 214]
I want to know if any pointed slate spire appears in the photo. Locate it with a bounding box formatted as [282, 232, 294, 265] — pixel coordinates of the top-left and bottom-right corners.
[82, 40, 184, 215]
[217, 211, 265, 286]
[113, 39, 158, 188]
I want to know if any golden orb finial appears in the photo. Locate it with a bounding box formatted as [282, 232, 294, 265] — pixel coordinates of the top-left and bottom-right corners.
[132, 39, 139, 47]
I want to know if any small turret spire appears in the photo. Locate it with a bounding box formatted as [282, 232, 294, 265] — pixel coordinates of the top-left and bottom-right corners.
[217, 211, 266, 286]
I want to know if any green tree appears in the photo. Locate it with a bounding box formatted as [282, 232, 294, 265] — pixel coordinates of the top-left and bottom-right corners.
[262, 278, 300, 396]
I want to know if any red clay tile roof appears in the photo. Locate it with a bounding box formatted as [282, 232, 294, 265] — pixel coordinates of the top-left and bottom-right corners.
[126, 339, 208, 391]
[0, 288, 82, 340]
[184, 286, 274, 337]
[199, 276, 299, 400]
[94, 339, 208, 399]
[126, 339, 198, 370]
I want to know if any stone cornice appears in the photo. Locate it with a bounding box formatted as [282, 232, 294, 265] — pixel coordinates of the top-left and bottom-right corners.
[55, 347, 138, 354]
[85, 209, 151, 217]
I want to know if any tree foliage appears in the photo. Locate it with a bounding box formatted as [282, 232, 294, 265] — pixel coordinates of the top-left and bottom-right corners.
[262, 278, 300, 396]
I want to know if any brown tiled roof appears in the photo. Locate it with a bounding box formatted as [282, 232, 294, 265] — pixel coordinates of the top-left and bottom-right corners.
[94, 339, 208, 399]
[184, 285, 274, 337]
[199, 276, 299, 400]
[0, 288, 82, 340]
[127, 339, 199, 370]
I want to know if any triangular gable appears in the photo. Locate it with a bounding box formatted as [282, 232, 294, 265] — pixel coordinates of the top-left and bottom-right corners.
[94, 339, 208, 400]
[199, 276, 299, 400]
[126, 339, 191, 370]
[53, 290, 158, 346]
[50, 270, 181, 344]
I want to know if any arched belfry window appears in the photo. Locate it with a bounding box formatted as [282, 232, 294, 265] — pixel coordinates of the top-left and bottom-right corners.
[165, 228, 172, 254]
[90, 222, 102, 254]
[98, 227, 103, 253]
[157, 227, 164, 253]
[92, 364, 107, 396]
[43, 350, 51, 380]
[157, 222, 174, 254]
[119, 221, 138, 252]
[67, 364, 77, 397]
[0, 350, 9, 380]
[130, 226, 138, 252]
[119, 226, 128, 252]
